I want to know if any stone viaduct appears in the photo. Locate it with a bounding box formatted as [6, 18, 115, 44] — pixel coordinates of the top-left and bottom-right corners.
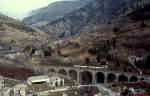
[29, 65, 150, 85]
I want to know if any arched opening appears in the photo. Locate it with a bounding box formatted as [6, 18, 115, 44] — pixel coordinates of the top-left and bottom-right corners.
[107, 73, 116, 83]
[96, 72, 105, 83]
[140, 78, 144, 81]
[129, 76, 138, 82]
[37, 68, 45, 75]
[80, 71, 92, 85]
[58, 69, 67, 75]
[47, 69, 56, 75]
[68, 70, 77, 80]
[118, 75, 128, 82]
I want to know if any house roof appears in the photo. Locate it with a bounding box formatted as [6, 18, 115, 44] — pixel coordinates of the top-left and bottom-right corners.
[14, 84, 27, 89]
[27, 75, 50, 83]
[27, 75, 64, 84]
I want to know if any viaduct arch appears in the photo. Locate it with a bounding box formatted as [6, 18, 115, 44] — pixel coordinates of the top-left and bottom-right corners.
[32, 66, 150, 85]
[107, 73, 116, 83]
[118, 74, 128, 82]
[80, 71, 93, 84]
[68, 70, 77, 80]
[96, 72, 105, 84]
[129, 76, 138, 82]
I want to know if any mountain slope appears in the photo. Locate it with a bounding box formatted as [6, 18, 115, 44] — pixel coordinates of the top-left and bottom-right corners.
[37, 3, 150, 75]
[0, 14, 50, 51]
[24, 0, 150, 38]
[23, 0, 90, 27]
[0, 14, 52, 79]
[0, 14, 52, 66]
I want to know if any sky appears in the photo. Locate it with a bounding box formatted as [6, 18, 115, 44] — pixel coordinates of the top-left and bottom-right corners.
[0, 0, 62, 20]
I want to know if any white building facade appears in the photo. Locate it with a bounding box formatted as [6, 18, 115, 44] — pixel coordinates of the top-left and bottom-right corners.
[49, 76, 65, 88]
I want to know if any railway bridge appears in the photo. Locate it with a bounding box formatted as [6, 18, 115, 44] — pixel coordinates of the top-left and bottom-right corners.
[31, 65, 150, 85]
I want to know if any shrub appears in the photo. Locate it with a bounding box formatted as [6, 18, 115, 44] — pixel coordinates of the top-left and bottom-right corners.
[140, 22, 147, 27]
[113, 27, 120, 33]
[88, 48, 97, 55]
[84, 57, 90, 64]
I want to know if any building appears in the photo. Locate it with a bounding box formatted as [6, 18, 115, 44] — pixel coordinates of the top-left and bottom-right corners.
[27, 75, 65, 96]
[27, 75, 50, 85]
[13, 84, 28, 96]
[3, 87, 12, 96]
[48, 76, 65, 88]
[0, 78, 5, 90]
[27, 75, 65, 88]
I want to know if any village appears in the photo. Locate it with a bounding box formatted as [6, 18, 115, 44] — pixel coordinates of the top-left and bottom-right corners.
[0, 74, 78, 96]
[0, 67, 150, 96]
[0, 0, 150, 96]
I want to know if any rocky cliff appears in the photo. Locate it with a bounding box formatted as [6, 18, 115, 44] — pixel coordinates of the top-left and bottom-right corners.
[24, 0, 150, 38]
[23, 0, 91, 27]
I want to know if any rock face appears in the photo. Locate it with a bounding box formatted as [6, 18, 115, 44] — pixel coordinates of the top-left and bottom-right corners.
[23, 0, 91, 27]
[23, 0, 150, 38]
